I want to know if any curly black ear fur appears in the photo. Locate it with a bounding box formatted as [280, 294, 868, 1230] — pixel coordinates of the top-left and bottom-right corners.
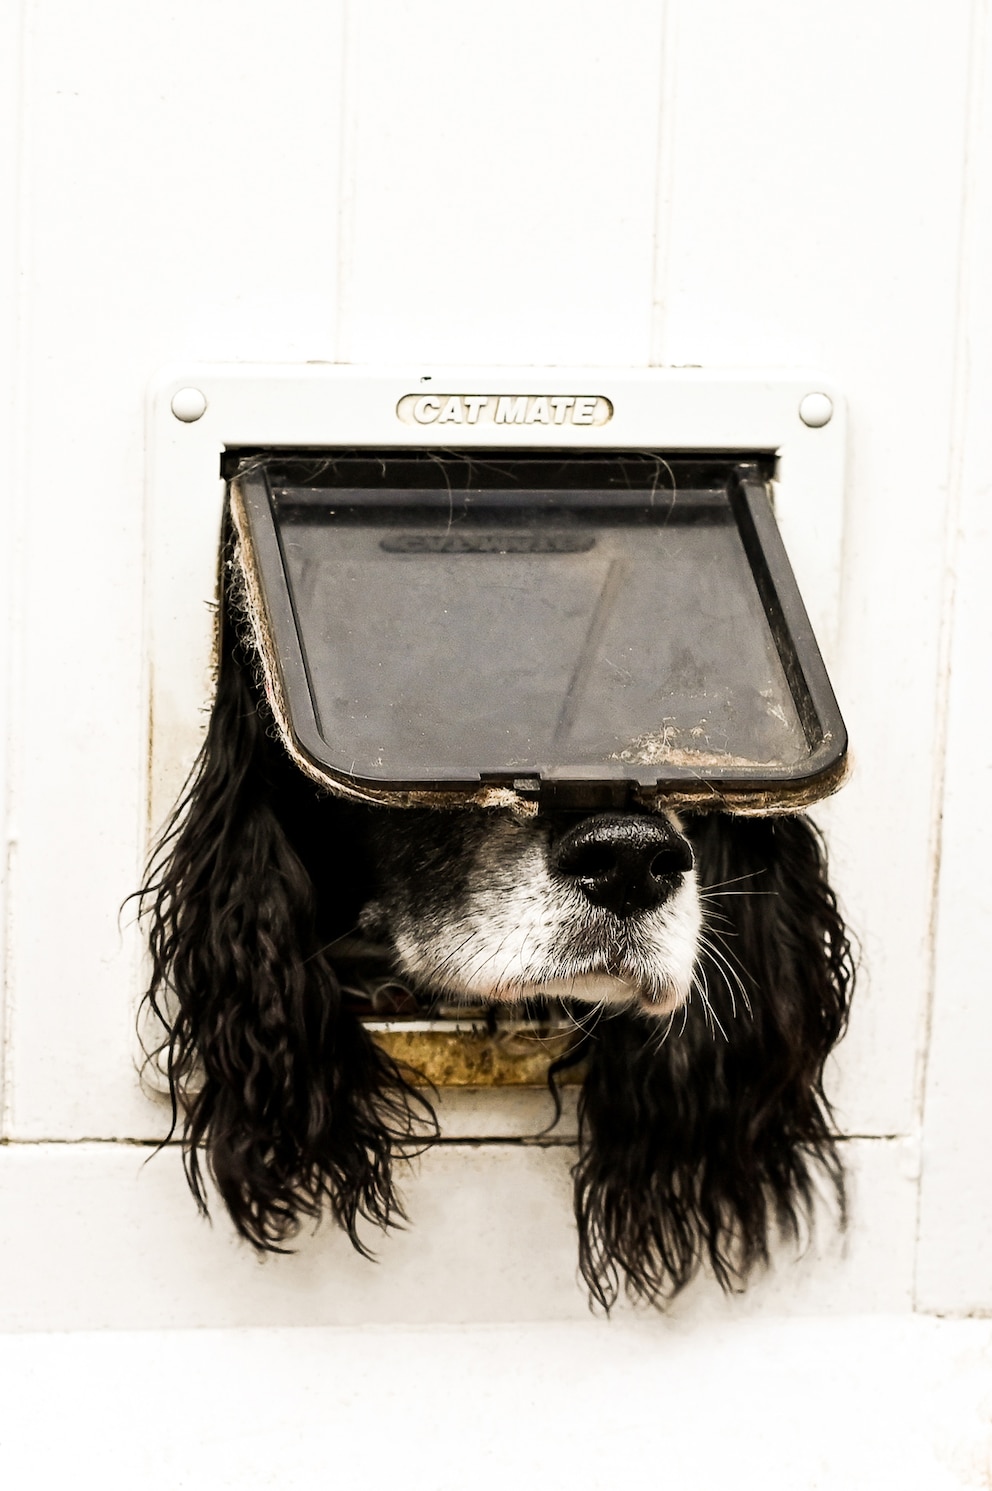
[571, 813, 854, 1311]
[137, 550, 437, 1254]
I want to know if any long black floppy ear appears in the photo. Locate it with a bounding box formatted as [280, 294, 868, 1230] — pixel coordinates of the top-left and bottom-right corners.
[571, 812, 854, 1310]
[138, 536, 437, 1253]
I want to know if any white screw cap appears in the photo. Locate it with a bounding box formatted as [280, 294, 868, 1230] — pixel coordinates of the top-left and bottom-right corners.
[171, 387, 208, 423]
[798, 392, 833, 428]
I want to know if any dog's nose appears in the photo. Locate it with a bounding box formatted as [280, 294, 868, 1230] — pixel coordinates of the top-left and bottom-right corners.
[550, 814, 694, 917]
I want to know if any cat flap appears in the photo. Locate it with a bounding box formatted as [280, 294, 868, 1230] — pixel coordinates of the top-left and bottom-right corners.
[228, 449, 847, 814]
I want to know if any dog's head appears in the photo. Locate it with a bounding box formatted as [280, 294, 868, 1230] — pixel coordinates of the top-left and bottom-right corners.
[358, 806, 699, 1016]
[138, 548, 854, 1310]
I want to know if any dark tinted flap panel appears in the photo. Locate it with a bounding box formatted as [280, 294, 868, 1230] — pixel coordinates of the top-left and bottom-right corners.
[230, 451, 846, 809]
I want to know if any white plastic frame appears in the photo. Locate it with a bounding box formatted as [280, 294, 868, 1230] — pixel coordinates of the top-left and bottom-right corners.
[145, 365, 846, 836]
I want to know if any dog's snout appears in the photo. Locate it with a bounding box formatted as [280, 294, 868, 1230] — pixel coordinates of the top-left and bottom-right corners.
[550, 814, 694, 917]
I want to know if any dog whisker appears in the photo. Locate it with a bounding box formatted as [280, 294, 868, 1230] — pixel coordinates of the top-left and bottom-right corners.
[692, 959, 729, 1042]
[696, 927, 754, 1019]
[698, 889, 775, 902]
[697, 870, 768, 892]
[555, 996, 609, 1042]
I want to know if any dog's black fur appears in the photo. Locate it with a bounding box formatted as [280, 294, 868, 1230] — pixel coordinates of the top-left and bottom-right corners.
[139, 537, 854, 1310]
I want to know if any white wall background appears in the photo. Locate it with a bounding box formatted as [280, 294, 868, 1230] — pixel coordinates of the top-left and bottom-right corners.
[1, 0, 990, 1348]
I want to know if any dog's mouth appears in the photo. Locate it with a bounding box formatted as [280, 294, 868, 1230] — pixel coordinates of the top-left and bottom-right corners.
[336, 932, 690, 1019]
[357, 892, 700, 1019]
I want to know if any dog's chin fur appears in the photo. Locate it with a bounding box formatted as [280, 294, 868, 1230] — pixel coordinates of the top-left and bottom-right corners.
[136, 518, 855, 1312]
[487, 974, 684, 1016]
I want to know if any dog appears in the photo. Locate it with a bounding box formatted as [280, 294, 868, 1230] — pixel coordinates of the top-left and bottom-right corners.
[139, 526, 854, 1310]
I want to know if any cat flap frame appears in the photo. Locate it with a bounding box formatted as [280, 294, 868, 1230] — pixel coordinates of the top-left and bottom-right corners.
[146, 365, 848, 830]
